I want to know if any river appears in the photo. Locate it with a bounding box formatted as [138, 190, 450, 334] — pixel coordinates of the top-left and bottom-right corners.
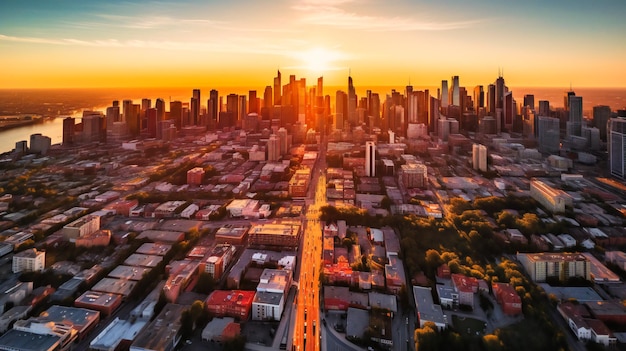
[0, 117, 68, 154]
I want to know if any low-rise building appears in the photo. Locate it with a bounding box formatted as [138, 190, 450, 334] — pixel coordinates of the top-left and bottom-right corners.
[205, 290, 255, 320]
[517, 252, 591, 282]
[413, 286, 447, 330]
[492, 282, 522, 315]
[12, 248, 45, 273]
[248, 222, 301, 248]
[74, 291, 123, 316]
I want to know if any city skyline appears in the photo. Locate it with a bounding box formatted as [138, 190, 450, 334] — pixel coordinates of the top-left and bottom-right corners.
[1, 0, 625, 89]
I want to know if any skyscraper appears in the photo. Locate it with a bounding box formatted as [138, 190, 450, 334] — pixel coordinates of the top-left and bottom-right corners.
[170, 101, 183, 129]
[441, 80, 449, 108]
[593, 105, 612, 141]
[249, 90, 258, 114]
[450, 75, 460, 106]
[208, 89, 219, 128]
[273, 70, 281, 106]
[348, 75, 357, 126]
[63, 117, 75, 146]
[191, 89, 200, 126]
[267, 134, 280, 162]
[473, 85, 484, 112]
[608, 117, 626, 179]
[538, 100, 550, 117]
[335, 90, 347, 131]
[566, 95, 583, 138]
[538, 116, 560, 153]
[365, 141, 376, 177]
[523, 94, 535, 111]
[155, 98, 165, 122]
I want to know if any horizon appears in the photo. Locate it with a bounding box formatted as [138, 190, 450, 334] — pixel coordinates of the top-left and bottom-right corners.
[2, 1, 626, 89]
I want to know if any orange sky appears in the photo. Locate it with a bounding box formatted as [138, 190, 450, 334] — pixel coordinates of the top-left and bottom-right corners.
[1, 0, 626, 89]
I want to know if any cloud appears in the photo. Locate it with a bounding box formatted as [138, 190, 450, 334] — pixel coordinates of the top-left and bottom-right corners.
[0, 33, 303, 56]
[293, 0, 481, 31]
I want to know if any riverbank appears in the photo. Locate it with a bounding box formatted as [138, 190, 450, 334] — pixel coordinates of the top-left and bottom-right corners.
[0, 115, 44, 131]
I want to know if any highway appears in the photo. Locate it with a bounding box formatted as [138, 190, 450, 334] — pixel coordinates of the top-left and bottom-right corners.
[292, 141, 327, 351]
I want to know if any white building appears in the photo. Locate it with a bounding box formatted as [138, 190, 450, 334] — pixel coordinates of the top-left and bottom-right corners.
[472, 143, 488, 172]
[62, 214, 101, 241]
[365, 141, 376, 177]
[12, 249, 45, 273]
[608, 117, 626, 179]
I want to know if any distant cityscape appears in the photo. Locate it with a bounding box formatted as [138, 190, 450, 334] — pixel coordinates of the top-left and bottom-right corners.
[0, 71, 625, 351]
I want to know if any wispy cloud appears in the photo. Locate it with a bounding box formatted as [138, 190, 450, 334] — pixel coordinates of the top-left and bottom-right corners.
[0, 33, 304, 56]
[293, 0, 482, 31]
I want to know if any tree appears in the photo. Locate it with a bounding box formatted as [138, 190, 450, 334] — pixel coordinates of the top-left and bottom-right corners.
[196, 272, 216, 294]
[222, 335, 247, 351]
[425, 249, 443, 272]
[414, 322, 440, 351]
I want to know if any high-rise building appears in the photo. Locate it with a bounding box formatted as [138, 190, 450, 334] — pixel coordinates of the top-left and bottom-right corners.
[267, 134, 280, 162]
[263, 86, 272, 109]
[538, 100, 550, 117]
[503, 92, 515, 131]
[155, 98, 165, 122]
[472, 144, 488, 172]
[170, 101, 183, 129]
[564, 90, 576, 110]
[249, 90, 258, 114]
[239, 95, 247, 122]
[523, 94, 535, 111]
[226, 94, 239, 122]
[123, 101, 140, 136]
[365, 141, 376, 177]
[63, 117, 75, 146]
[566, 95, 583, 138]
[348, 75, 357, 126]
[450, 75, 460, 106]
[538, 116, 560, 153]
[473, 86, 484, 112]
[208, 90, 219, 128]
[441, 80, 449, 108]
[146, 108, 157, 138]
[487, 84, 496, 116]
[335, 90, 347, 131]
[273, 70, 281, 105]
[608, 117, 626, 179]
[105, 105, 119, 132]
[593, 105, 612, 141]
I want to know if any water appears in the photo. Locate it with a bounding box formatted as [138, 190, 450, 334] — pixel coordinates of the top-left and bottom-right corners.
[0, 86, 624, 154]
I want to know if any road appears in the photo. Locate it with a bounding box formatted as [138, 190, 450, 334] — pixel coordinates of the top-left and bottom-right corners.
[293, 140, 327, 351]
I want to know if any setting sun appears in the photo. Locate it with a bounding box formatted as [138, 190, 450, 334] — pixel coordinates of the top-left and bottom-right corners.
[295, 47, 345, 75]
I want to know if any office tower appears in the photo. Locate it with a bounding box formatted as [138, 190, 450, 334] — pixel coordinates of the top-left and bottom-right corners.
[277, 127, 289, 155]
[146, 108, 157, 138]
[408, 92, 418, 124]
[365, 141, 376, 177]
[369, 93, 380, 126]
[82, 112, 104, 143]
[29, 134, 51, 155]
[105, 105, 119, 132]
[297, 80, 306, 124]
[141, 98, 151, 112]
[263, 86, 272, 109]
[317, 77, 323, 98]
[226, 94, 239, 125]
[169, 101, 183, 129]
[239, 95, 247, 122]
[335, 90, 347, 131]
[429, 96, 440, 133]
[487, 84, 496, 115]
[267, 134, 280, 161]
[474, 86, 484, 112]
[564, 90, 576, 110]
[523, 94, 535, 111]
[495, 75, 506, 109]
[566, 95, 583, 138]
[348, 75, 357, 126]
[274, 70, 281, 105]
[208, 89, 219, 128]
[450, 75, 460, 106]
[538, 100, 550, 117]
[249, 90, 258, 114]
[503, 92, 514, 131]
[522, 106, 536, 138]
[538, 116, 560, 153]
[472, 144, 488, 172]
[389, 105, 404, 137]
[608, 117, 626, 179]
[112, 100, 119, 107]
[123, 101, 140, 136]
[63, 117, 75, 146]
[441, 80, 449, 108]
[593, 105, 612, 141]
[153, 98, 164, 121]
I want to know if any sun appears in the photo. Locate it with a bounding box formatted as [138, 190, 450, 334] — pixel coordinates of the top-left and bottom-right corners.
[296, 47, 343, 74]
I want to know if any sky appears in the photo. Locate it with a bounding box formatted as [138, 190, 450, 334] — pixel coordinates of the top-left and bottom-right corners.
[1, 0, 625, 89]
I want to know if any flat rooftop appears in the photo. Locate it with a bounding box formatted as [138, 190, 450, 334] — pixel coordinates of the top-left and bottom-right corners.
[90, 318, 147, 351]
[124, 253, 163, 268]
[108, 265, 151, 281]
[92, 278, 136, 297]
[0, 329, 60, 350]
[75, 290, 123, 308]
[135, 242, 172, 256]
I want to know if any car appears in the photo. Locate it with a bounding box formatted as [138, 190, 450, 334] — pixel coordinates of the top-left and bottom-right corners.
[185, 340, 192, 345]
